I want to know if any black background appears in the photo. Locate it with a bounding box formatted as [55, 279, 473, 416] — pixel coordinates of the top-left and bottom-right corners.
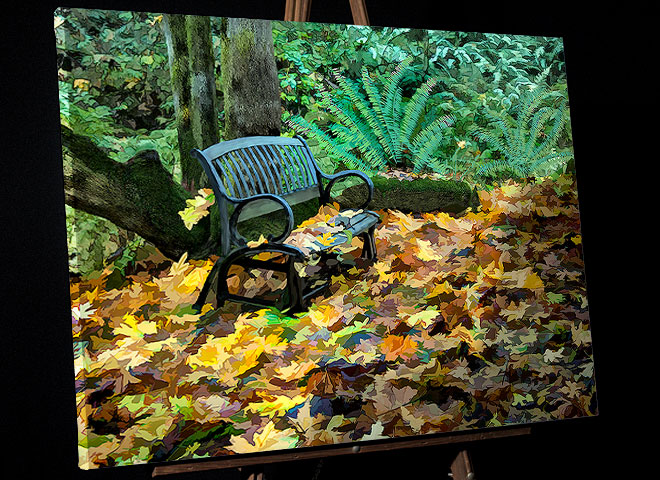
[3, 1, 638, 478]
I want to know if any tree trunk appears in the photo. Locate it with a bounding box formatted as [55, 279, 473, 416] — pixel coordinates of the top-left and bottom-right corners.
[163, 14, 219, 192]
[61, 17, 284, 264]
[61, 125, 213, 260]
[220, 18, 281, 139]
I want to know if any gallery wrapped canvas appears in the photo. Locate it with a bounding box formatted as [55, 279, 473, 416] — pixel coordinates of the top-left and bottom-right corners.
[57, 7, 597, 469]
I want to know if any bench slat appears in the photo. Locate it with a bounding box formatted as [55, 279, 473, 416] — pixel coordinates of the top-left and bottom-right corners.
[244, 146, 271, 194]
[238, 148, 267, 195]
[201, 135, 302, 161]
[277, 145, 301, 192]
[297, 145, 317, 187]
[223, 152, 249, 198]
[212, 158, 236, 197]
[266, 144, 293, 194]
[251, 145, 281, 195]
[289, 145, 313, 189]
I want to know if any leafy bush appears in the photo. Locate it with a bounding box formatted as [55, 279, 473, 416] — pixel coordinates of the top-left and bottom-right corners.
[286, 58, 454, 174]
[66, 205, 145, 276]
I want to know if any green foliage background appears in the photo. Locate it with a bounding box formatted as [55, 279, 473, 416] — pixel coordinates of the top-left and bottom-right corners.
[56, 8, 573, 276]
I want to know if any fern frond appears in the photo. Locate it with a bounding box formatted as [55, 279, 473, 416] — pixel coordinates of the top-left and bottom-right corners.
[472, 86, 572, 181]
[333, 70, 390, 154]
[410, 115, 454, 172]
[518, 86, 547, 127]
[400, 77, 437, 142]
[321, 92, 383, 162]
[471, 126, 506, 154]
[529, 98, 568, 160]
[330, 123, 387, 171]
[286, 115, 374, 173]
[361, 68, 397, 160]
[382, 59, 412, 158]
[525, 106, 554, 156]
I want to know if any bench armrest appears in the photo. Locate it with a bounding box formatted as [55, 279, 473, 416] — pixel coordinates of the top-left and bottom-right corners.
[229, 194, 295, 245]
[320, 170, 374, 209]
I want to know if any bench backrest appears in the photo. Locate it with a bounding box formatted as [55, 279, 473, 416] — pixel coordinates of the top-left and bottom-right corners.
[193, 136, 322, 203]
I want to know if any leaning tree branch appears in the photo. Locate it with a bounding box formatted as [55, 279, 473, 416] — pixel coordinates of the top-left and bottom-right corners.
[60, 125, 215, 260]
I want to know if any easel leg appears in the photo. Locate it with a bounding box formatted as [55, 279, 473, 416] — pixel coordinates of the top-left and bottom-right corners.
[239, 466, 265, 480]
[450, 449, 475, 480]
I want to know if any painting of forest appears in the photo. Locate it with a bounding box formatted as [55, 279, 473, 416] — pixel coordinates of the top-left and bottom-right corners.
[57, 8, 597, 469]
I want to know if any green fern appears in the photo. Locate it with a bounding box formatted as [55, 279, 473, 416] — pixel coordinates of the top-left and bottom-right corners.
[469, 86, 573, 180]
[286, 57, 453, 174]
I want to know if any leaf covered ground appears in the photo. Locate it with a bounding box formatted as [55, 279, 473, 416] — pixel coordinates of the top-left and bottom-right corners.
[70, 173, 596, 469]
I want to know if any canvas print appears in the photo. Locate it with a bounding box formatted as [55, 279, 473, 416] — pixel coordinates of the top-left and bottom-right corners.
[57, 7, 597, 469]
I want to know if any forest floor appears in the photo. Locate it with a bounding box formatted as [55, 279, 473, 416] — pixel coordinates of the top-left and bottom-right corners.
[70, 173, 597, 469]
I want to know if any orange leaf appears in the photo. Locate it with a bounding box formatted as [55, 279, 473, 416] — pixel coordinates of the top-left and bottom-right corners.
[381, 335, 418, 361]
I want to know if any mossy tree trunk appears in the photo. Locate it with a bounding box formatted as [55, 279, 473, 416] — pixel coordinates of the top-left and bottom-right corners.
[220, 18, 281, 139]
[61, 125, 214, 260]
[163, 14, 219, 192]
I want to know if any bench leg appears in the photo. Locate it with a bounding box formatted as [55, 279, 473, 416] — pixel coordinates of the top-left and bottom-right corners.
[286, 257, 307, 313]
[361, 226, 377, 260]
[192, 258, 221, 313]
[192, 256, 228, 313]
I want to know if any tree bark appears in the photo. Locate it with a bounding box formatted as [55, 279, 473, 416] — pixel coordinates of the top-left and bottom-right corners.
[220, 18, 281, 139]
[186, 15, 219, 152]
[61, 125, 213, 260]
[163, 14, 219, 192]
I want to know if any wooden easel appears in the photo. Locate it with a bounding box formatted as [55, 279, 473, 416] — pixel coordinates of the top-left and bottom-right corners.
[152, 425, 532, 479]
[151, 2, 533, 478]
[285, 0, 370, 25]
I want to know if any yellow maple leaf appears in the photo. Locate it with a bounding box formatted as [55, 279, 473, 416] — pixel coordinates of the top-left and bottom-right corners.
[389, 210, 425, 232]
[523, 271, 544, 289]
[500, 184, 522, 197]
[316, 231, 337, 247]
[229, 422, 299, 453]
[482, 261, 504, 280]
[73, 78, 90, 91]
[178, 189, 215, 230]
[427, 281, 453, 298]
[306, 305, 342, 329]
[274, 360, 317, 382]
[405, 309, 440, 329]
[247, 234, 269, 248]
[245, 393, 308, 418]
[501, 267, 544, 289]
[168, 252, 190, 277]
[114, 313, 158, 338]
[234, 344, 264, 375]
[415, 239, 443, 262]
[372, 261, 393, 283]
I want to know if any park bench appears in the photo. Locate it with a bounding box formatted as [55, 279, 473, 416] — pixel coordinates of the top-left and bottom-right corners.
[191, 135, 380, 314]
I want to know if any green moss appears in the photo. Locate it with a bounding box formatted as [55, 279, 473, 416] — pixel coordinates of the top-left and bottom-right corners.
[235, 29, 255, 57]
[339, 176, 479, 214]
